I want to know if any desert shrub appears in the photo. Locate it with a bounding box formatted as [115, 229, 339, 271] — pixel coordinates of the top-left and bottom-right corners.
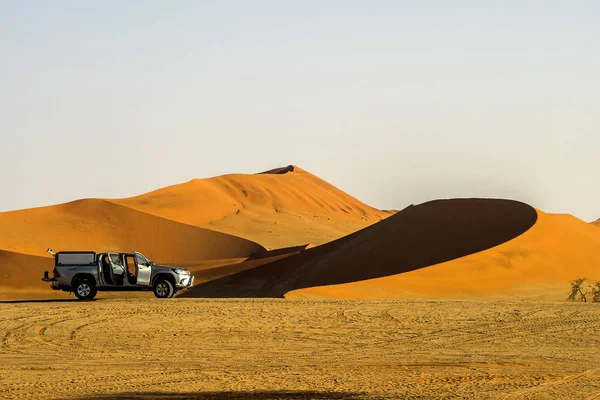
[568, 278, 589, 302]
[591, 281, 600, 303]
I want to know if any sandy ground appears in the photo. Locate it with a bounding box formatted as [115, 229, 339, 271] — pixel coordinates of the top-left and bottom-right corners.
[1, 299, 600, 399]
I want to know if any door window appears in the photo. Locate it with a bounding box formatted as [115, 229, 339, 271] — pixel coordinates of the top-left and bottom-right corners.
[135, 254, 149, 267]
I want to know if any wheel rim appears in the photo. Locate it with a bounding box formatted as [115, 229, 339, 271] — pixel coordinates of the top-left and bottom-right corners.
[77, 283, 91, 297]
[156, 282, 169, 297]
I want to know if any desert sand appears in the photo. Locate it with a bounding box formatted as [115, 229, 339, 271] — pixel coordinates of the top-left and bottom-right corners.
[3, 166, 600, 400]
[2, 298, 600, 399]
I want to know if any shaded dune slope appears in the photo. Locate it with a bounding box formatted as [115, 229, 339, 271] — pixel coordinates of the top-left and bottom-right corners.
[113, 166, 392, 249]
[291, 210, 600, 301]
[0, 199, 264, 263]
[184, 199, 537, 298]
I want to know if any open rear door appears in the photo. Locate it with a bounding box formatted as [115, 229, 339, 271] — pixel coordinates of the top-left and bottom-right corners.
[134, 252, 152, 286]
[107, 253, 126, 285]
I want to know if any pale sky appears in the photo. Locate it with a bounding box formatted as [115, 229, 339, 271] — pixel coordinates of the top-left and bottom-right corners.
[1, 1, 599, 220]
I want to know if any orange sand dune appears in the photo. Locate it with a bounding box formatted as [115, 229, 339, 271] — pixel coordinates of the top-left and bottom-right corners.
[291, 209, 600, 301]
[0, 250, 61, 300]
[0, 198, 264, 263]
[112, 166, 392, 249]
[185, 199, 538, 298]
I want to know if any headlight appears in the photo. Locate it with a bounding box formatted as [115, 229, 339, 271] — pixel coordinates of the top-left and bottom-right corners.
[172, 268, 190, 275]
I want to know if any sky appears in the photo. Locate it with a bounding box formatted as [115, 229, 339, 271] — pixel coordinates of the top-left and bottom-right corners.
[1, 1, 599, 220]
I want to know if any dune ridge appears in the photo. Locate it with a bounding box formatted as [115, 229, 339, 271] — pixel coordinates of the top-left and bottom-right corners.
[183, 198, 538, 298]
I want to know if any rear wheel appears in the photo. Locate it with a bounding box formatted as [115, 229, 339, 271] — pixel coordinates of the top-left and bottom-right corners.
[153, 279, 174, 299]
[73, 279, 97, 300]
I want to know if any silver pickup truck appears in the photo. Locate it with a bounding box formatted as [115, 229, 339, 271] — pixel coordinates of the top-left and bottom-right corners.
[41, 250, 194, 300]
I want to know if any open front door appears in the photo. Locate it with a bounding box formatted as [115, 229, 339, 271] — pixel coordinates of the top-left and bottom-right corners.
[134, 252, 152, 286]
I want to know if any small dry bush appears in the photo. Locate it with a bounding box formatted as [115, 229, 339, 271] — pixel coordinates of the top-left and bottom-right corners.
[568, 278, 589, 302]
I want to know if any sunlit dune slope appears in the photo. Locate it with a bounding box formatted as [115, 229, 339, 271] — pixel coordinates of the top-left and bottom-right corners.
[185, 199, 537, 298]
[113, 165, 392, 249]
[0, 199, 264, 263]
[290, 210, 600, 301]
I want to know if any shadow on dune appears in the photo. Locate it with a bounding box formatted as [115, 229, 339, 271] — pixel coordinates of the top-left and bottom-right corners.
[183, 199, 538, 298]
[248, 244, 312, 260]
[0, 298, 100, 304]
[69, 391, 370, 400]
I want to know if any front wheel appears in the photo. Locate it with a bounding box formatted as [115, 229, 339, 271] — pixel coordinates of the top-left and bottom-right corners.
[73, 279, 97, 300]
[153, 279, 174, 299]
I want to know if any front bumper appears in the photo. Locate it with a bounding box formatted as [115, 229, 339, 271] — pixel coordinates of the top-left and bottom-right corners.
[175, 275, 194, 289]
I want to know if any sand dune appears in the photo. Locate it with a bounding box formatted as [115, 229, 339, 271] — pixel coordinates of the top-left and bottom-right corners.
[113, 166, 392, 249]
[0, 250, 62, 300]
[0, 199, 264, 263]
[184, 199, 538, 298]
[290, 209, 600, 301]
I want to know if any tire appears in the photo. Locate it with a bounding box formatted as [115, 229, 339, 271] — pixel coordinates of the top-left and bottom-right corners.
[168, 289, 177, 298]
[73, 278, 97, 300]
[153, 279, 174, 299]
